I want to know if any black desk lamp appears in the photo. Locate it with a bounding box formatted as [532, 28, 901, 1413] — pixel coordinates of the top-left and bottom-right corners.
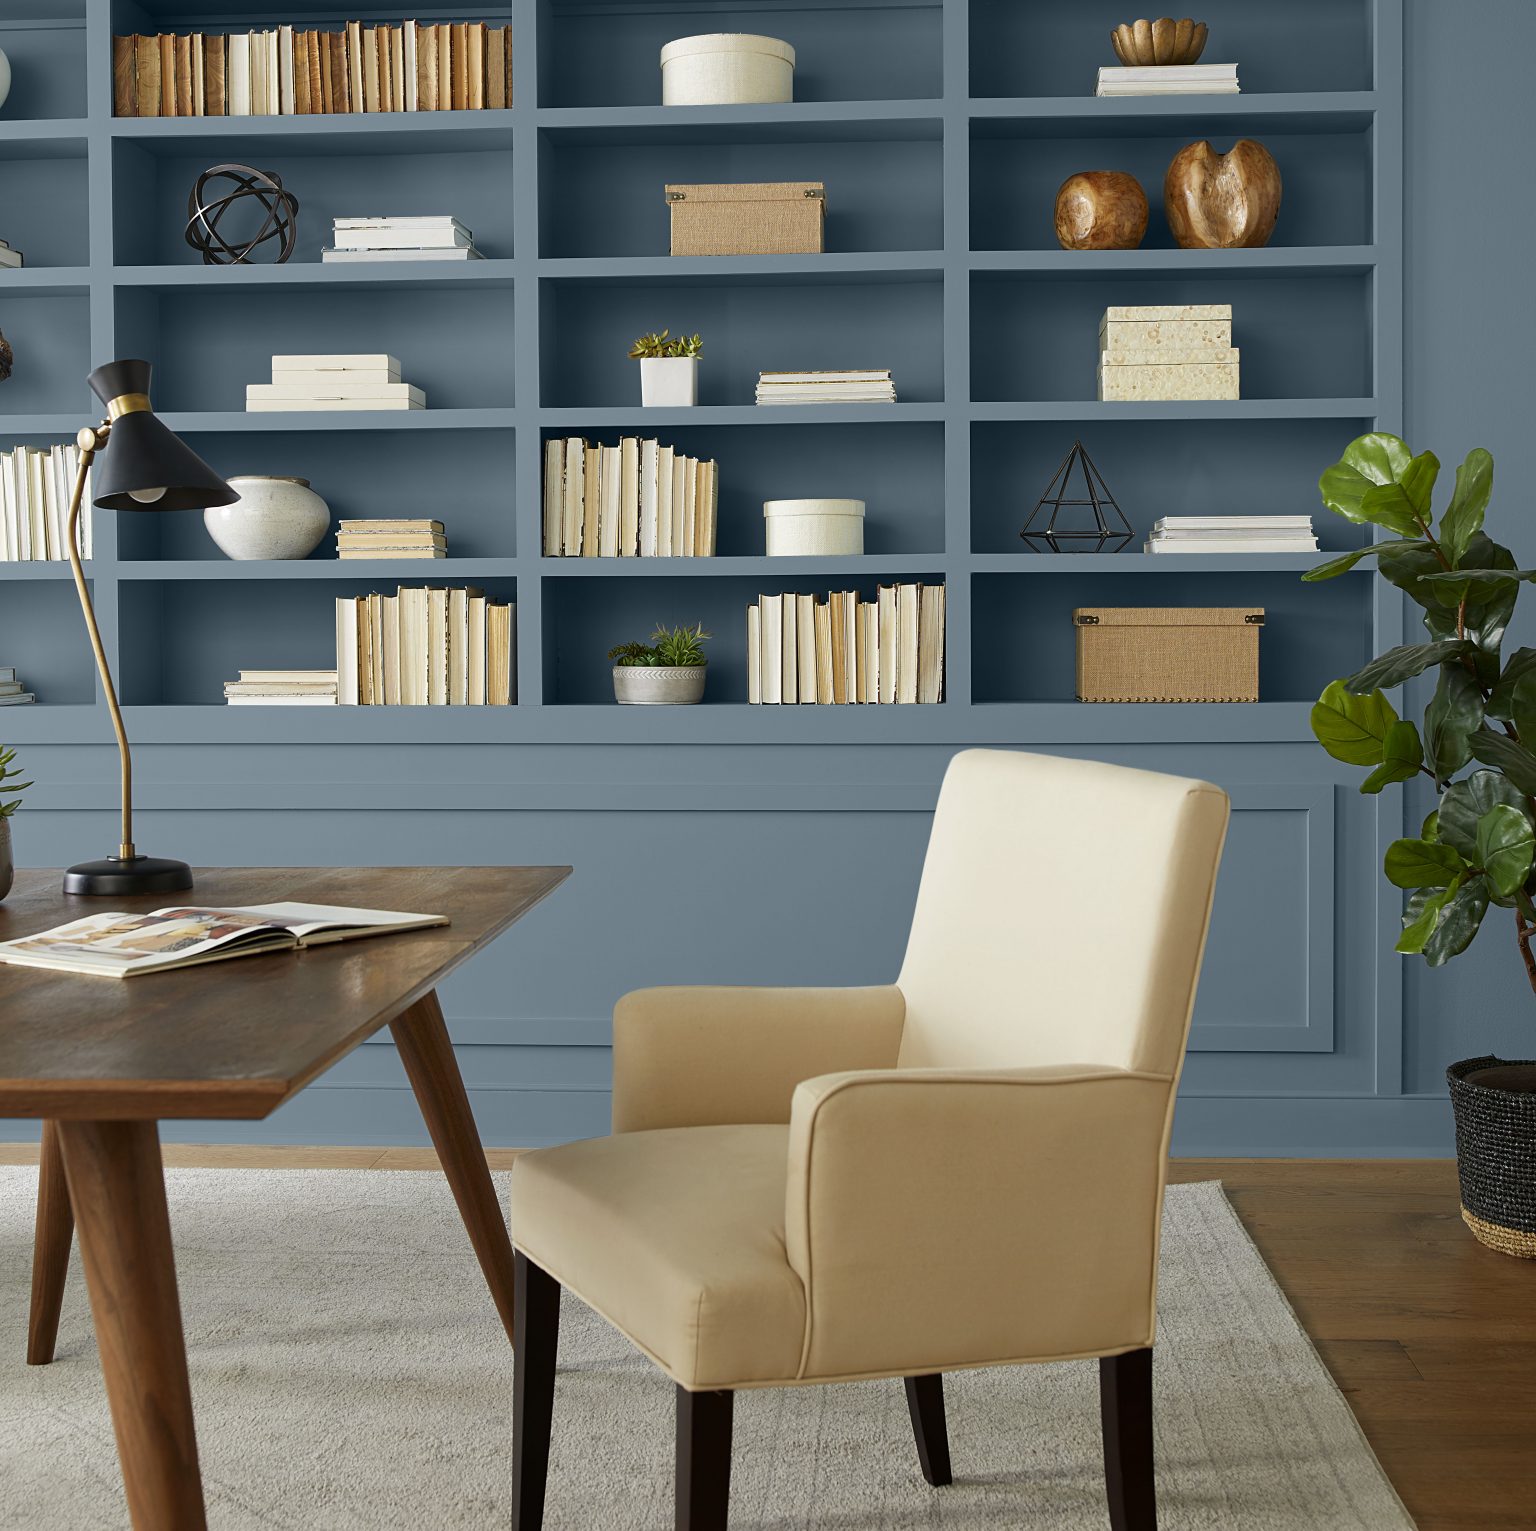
[62, 360, 236, 896]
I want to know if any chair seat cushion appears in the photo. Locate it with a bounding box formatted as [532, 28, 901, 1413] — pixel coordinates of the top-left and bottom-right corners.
[509, 1125, 806, 1390]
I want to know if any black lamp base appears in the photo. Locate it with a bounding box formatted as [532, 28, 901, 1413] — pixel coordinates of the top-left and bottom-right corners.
[63, 855, 194, 897]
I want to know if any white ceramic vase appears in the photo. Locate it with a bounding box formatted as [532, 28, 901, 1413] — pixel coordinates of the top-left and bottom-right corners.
[0, 49, 11, 114]
[639, 357, 698, 408]
[612, 664, 706, 704]
[204, 476, 330, 561]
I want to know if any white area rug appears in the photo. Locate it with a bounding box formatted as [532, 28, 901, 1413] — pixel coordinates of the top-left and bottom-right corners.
[0, 1169, 1413, 1529]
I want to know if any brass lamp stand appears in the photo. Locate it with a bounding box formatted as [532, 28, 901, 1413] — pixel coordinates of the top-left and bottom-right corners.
[61, 361, 236, 897]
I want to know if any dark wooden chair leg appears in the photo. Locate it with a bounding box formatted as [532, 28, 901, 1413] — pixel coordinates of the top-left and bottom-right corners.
[27, 1119, 74, 1365]
[676, 1385, 733, 1531]
[512, 1252, 561, 1531]
[1100, 1348, 1156, 1531]
[903, 1373, 952, 1486]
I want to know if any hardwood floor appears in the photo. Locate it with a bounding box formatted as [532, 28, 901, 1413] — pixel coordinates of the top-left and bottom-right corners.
[2, 1148, 1528, 1529]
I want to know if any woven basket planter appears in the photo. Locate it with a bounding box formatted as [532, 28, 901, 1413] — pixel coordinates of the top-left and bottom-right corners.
[1447, 1055, 1536, 1258]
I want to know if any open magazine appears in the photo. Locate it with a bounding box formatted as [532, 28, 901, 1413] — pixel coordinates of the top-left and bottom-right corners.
[0, 902, 449, 978]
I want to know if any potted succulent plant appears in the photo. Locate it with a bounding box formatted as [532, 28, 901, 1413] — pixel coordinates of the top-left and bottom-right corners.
[0, 745, 31, 901]
[609, 623, 710, 704]
[1305, 432, 1536, 1256]
[629, 329, 702, 408]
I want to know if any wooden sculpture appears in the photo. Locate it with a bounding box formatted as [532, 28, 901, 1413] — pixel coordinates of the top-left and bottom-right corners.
[1164, 139, 1282, 249]
[1110, 18, 1208, 65]
[1054, 171, 1149, 251]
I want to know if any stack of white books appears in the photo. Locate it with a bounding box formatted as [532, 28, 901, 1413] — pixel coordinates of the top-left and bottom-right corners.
[0, 666, 35, 706]
[1146, 516, 1318, 555]
[246, 354, 426, 412]
[322, 215, 483, 264]
[756, 369, 896, 405]
[1, 444, 93, 560]
[336, 519, 446, 560]
[1096, 64, 1239, 96]
[223, 669, 338, 706]
[0, 240, 23, 270]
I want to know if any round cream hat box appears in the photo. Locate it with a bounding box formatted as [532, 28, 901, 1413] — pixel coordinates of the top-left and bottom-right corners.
[660, 34, 795, 106]
[764, 498, 865, 557]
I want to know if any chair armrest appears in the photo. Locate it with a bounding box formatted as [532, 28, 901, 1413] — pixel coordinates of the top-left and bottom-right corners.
[783, 1065, 1177, 1382]
[611, 985, 905, 1133]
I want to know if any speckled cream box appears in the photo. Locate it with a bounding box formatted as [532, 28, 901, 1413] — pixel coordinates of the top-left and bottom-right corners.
[1098, 356, 1240, 401]
[1099, 317, 1233, 352]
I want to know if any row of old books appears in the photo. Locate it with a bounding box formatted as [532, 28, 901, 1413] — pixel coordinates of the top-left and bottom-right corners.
[0, 667, 35, 707]
[543, 437, 719, 558]
[112, 21, 512, 117]
[335, 588, 515, 705]
[0, 446, 94, 562]
[747, 585, 945, 705]
[337, 519, 447, 560]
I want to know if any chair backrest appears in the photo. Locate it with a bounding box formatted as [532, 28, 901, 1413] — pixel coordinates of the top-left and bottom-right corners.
[896, 749, 1229, 1076]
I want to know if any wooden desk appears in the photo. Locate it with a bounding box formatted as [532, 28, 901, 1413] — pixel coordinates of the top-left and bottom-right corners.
[0, 865, 570, 1531]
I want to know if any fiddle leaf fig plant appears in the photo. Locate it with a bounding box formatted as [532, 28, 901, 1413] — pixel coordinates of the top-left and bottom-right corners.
[0, 746, 30, 819]
[1305, 433, 1536, 983]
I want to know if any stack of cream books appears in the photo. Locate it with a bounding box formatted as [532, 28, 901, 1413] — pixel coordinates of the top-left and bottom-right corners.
[755, 369, 896, 405]
[1146, 516, 1317, 554]
[335, 586, 514, 704]
[323, 215, 483, 263]
[747, 584, 944, 705]
[336, 519, 446, 559]
[0, 666, 35, 706]
[0, 240, 22, 270]
[247, 354, 425, 412]
[1096, 63, 1238, 96]
[543, 437, 717, 557]
[0, 444, 93, 561]
[223, 669, 338, 705]
[1098, 305, 1237, 402]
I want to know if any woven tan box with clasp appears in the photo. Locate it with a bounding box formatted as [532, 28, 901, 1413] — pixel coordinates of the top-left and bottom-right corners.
[1073, 607, 1263, 702]
[666, 182, 825, 256]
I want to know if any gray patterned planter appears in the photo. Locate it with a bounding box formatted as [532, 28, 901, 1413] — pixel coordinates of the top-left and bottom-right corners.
[612, 664, 706, 705]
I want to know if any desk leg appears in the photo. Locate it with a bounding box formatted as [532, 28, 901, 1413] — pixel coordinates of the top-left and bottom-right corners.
[391, 988, 518, 1347]
[57, 1119, 206, 1531]
[27, 1119, 74, 1365]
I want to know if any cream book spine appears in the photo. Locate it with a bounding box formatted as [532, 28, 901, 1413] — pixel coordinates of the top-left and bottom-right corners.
[561, 437, 584, 560]
[246, 397, 423, 412]
[335, 597, 359, 704]
[796, 594, 816, 703]
[652, 446, 673, 558]
[747, 603, 761, 705]
[681, 457, 697, 558]
[639, 439, 659, 557]
[671, 454, 687, 558]
[448, 587, 471, 704]
[782, 594, 798, 704]
[840, 590, 859, 704]
[581, 443, 601, 557]
[619, 437, 640, 556]
[814, 600, 834, 704]
[598, 444, 621, 558]
[542, 436, 563, 555]
[467, 594, 486, 704]
[381, 594, 401, 704]
[760, 596, 783, 705]
[896, 583, 919, 704]
[427, 587, 449, 705]
[272, 353, 401, 374]
[877, 585, 897, 704]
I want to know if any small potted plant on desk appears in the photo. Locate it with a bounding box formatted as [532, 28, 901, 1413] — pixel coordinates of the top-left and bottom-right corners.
[0, 746, 30, 900]
[1305, 433, 1536, 1257]
[630, 329, 702, 407]
[610, 623, 711, 704]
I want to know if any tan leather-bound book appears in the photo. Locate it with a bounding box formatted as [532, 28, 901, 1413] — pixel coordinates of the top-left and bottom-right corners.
[451, 22, 469, 108]
[294, 30, 311, 113]
[918, 584, 945, 704]
[582, 444, 601, 557]
[205, 35, 225, 115]
[311, 30, 327, 113]
[390, 25, 405, 112]
[135, 34, 159, 115]
[828, 593, 847, 704]
[487, 602, 514, 705]
[815, 600, 834, 704]
[506, 25, 514, 104]
[361, 27, 380, 111]
[174, 34, 192, 115]
[330, 30, 348, 113]
[159, 34, 176, 114]
[485, 26, 506, 109]
[437, 24, 452, 112]
[113, 36, 136, 115]
[190, 33, 204, 114]
[417, 23, 438, 109]
[542, 437, 563, 555]
[467, 23, 485, 108]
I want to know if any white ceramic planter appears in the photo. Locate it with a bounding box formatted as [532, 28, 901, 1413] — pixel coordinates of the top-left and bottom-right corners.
[639, 356, 699, 408]
[204, 475, 330, 561]
[612, 664, 707, 705]
[764, 498, 866, 556]
[660, 33, 794, 106]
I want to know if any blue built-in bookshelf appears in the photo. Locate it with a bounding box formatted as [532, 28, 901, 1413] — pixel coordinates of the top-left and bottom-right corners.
[0, 0, 1399, 743]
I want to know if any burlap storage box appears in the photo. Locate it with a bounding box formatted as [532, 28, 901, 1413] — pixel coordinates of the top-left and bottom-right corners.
[1073, 607, 1263, 702]
[667, 182, 825, 256]
[660, 34, 795, 105]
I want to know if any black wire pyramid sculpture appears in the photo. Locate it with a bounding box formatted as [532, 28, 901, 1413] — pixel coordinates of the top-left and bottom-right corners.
[1018, 440, 1134, 553]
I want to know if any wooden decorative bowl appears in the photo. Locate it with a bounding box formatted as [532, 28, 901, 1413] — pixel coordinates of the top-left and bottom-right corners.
[1110, 18, 1208, 65]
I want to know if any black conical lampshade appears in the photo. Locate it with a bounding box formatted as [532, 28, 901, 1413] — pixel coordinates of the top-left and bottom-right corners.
[87, 359, 238, 512]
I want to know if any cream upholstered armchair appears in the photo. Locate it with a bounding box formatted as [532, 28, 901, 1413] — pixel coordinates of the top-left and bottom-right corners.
[508, 748, 1229, 1530]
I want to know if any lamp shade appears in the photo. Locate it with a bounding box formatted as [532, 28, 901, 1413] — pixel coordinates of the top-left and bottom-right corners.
[87, 359, 237, 512]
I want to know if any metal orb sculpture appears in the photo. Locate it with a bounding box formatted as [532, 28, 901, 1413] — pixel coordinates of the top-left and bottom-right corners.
[185, 164, 299, 266]
[1019, 440, 1134, 553]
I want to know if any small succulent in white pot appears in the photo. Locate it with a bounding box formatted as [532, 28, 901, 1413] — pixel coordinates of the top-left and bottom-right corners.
[630, 329, 702, 408]
[610, 623, 711, 704]
[0, 745, 32, 901]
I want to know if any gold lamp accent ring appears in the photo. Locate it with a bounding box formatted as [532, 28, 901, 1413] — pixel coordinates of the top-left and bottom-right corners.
[106, 392, 153, 421]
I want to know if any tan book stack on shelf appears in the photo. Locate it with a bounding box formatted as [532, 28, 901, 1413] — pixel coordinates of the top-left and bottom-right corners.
[755, 369, 896, 405]
[0, 666, 36, 706]
[247, 355, 426, 412]
[542, 436, 718, 557]
[335, 519, 446, 560]
[323, 215, 484, 264]
[222, 669, 338, 706]
[746, 584, 944, 705]
[335, 588, 514, 704]
[112, 21, 512, 115]
[1097, 305, 1238, 401]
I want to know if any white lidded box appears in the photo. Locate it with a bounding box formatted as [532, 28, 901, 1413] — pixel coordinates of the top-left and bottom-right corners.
[661, 33, 795, 106]
[764, 498, 865, 556]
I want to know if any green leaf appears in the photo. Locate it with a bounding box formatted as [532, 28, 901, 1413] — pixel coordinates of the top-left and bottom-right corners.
[1318, 433, 1415, 528]
[1439, 448, 1494, 567]
[1423, 664, 1484, 781]
[1468, 729, 1536, 797]
[1423, 876, 1490, 966]
[1508, 672, 1536, 752]
[1383, 838, 1468, 889]
[1415, 568, 1533, 607]
[1360, 720, 1424, 794]
[1485, 647, 1536, 721]
[1310, 680, 1399, 766]
[1454, 535, 1519, 681]
[1421, 809, 1440, 842]
[1377, 541, 1450, 619]
[1439, 770, 1531, 860]
[1356, 450, 1442, 537]
[1301, 539, 1430, 582]
[1476, 804, 1535, 898]
[1342, 639, 1471, 694]
[1397, 877, 1461, 955]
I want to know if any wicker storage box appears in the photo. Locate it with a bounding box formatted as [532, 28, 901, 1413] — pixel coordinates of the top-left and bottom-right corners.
[1074, 607, 1263, 702]
[667, 182, 825, 257]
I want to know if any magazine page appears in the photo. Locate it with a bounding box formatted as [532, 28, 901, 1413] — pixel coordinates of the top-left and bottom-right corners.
[216, 901, 449, 943]
[0, 907, 294, 977]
